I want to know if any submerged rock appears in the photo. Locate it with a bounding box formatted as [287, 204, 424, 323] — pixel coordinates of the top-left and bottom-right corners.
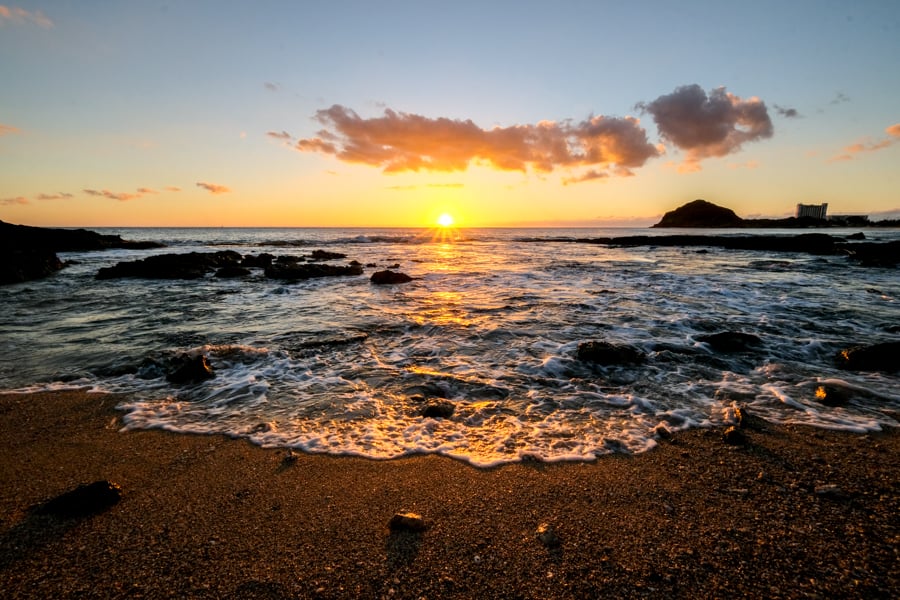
[36, 480, 122, 518]
[813, 385, 852, 407]
[421, 400, 455, 419]
[166, 354, 215, 383]
[389, 512, 427, 532]
[264, 262, 363, 280]
[576, 341, 645, 365]
[697, 331, 762, 353]
[836, 342, 900, 372]
[240, 253, 274, 268]
[370, 270, 413, 284]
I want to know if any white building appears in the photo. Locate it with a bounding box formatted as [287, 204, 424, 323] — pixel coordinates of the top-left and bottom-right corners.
[796, 203, 828, 219]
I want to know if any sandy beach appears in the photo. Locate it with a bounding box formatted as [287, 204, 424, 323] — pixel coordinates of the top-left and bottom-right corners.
[1, 391, 897, 599]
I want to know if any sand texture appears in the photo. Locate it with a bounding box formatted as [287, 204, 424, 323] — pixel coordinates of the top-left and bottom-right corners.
[1, 391, 898, 599]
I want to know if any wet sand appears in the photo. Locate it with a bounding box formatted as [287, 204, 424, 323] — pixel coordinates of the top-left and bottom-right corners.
[1, 391, 898, 598]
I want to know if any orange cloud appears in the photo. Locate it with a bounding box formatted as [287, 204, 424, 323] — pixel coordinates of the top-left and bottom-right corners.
[137, 187, 158, 194]
[295, 104, 660, 182]
[1, 196, 28, 205]
[0, 123, 21, 136]
[638, 85, 773, 171]
[828, 123, 900, 162]
[266, 130, 292, 140]
[164, 186, 182, 192]
[0, 5, 53, 28]
[196, 182, 231, 194]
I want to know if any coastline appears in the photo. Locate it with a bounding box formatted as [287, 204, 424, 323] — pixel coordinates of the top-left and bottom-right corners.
[2, 391, 898, 598]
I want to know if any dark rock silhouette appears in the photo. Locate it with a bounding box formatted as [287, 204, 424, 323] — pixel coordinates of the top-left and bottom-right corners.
[1, 220, 164, 284]
[654, 199, 744, 228]
[370, 270, 413, 284]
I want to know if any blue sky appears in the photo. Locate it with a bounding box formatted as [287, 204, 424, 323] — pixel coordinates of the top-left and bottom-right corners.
[2, 1, 899, 226]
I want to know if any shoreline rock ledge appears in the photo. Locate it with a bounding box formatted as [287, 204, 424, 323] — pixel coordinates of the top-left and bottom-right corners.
[1, 220, 164, 285]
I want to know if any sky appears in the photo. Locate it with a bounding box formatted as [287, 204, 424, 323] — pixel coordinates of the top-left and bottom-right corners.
[1, 1, 899, 227]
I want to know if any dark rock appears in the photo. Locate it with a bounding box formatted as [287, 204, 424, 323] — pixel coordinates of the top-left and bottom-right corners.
[421, 401, 455, 419]
[1, 219, 164, 252]
[389, 512, 427, 532]
[1, 220, 163, 284]
[846, 232, 866, 240]
[36, 480, 122, 518]
[576, 341, 645, 365]
[365, 262, 377, 268]
[387, 263, 401, 269]
[275, 255, 302, 264]
[814, 384, 851, 407]
[836, 342, 900, 372]
[349, 260, 362, 266]
[240, 253, 274, 268]
[1, 248, 65, 284]
[96, 251, 241, 280]
[309, 249, 347, 261]
[264, 263, 363, 280]
[370, 270, 413, 284]
[697, 331, 762, 353]
[654, 199, 744, 228]
[215, 265, 251, 278]
[843, 240, 900, 267]
[166, 354, 215, 384]
[722, 426, 747, 445]
[535, 523, 561, 548]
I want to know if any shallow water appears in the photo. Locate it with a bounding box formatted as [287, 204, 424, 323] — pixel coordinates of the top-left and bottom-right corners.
[2, 227, 898, 466]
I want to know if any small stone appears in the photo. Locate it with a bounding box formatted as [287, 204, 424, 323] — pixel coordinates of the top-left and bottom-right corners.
[389, 512, 427, 532]
[535, 523, 561, 548]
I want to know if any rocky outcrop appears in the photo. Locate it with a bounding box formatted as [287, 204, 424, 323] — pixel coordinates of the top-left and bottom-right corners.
[1, 220, 164, 284]
[370, 270, 413, 284]
[654, 200, 744, 228]
[96, 251, 241, 279]
[576, 341, 645, 365]
[1, 220, 164, 252]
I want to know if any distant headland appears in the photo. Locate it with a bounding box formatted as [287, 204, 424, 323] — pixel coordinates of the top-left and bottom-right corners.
[653, 199, 900, 228]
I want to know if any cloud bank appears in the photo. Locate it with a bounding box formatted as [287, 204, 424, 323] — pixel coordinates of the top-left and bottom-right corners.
[293, 85, 774, 181]
[295, 105, 661, 181]
[637, 85, 773, 172]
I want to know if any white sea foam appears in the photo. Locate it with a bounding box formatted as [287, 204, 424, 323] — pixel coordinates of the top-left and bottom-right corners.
[2, 226, 899, 465]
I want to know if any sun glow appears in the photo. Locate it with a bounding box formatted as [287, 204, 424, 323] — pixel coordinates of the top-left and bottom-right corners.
[437, 213, 454, 227]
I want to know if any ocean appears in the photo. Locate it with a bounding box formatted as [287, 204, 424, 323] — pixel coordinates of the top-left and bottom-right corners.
[1, 227, 898, 467]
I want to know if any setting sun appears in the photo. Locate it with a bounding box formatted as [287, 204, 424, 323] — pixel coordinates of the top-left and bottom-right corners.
[437, 213, 455, 227]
